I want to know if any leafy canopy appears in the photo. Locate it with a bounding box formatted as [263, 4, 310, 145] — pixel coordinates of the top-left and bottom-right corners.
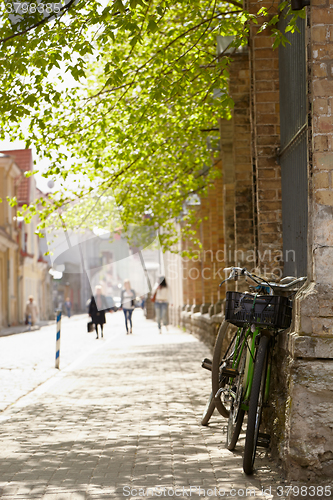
[0, 0, 306, 250]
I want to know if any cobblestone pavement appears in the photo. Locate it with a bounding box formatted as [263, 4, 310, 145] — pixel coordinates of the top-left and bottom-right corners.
[0, 313, 125, 412]
[0, 310, 292, 500]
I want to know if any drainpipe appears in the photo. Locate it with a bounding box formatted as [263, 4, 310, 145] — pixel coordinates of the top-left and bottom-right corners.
[7, 250, 10, 326]
[18, 274, 23, 324]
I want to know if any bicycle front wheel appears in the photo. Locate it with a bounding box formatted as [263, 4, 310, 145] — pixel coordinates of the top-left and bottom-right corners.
[211, 320, 239, 418]
[226, 344, 247, 450]
[243, 335, 269, 475]
[201, 391, 215, 426]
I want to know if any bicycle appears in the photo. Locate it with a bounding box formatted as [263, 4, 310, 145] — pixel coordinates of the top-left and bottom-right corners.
[201, 267, 306, 475]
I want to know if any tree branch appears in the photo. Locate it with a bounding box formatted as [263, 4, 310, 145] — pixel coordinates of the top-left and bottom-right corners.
[0, 4, 125, 44]
[0, 0, 78, 44]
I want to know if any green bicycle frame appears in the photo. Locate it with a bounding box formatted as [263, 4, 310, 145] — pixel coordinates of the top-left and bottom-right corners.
[243, 327, 260, 406]
[229, 326, 260, 412]
[229, 326, 272, 412]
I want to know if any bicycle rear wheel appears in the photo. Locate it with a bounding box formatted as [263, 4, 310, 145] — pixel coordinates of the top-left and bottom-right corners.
[211, 320, 242, 418]
[243, 335, 269, 475]
[201, 391, 215, 426]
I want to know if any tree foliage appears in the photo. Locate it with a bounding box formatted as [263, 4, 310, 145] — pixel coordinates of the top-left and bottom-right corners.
[0, 0, 306, 250]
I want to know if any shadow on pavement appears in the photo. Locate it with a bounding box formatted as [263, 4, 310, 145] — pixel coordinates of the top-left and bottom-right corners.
[0, 335, 285, 498]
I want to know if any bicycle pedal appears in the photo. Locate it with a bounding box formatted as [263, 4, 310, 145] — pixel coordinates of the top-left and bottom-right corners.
[257, 439, 270, 448]
[221, 367, 239, 378]
[257, 433, 271, 449]
[258, 432, 270, 440]
[201, 358, 212, 371]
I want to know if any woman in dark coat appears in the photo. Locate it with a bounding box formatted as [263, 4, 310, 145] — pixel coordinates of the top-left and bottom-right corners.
[88, 285, 108, 339]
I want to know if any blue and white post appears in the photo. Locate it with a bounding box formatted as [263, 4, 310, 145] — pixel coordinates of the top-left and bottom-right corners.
[55, 310, 61, 369]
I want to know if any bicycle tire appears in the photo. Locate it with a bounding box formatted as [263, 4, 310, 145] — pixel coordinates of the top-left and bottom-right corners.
[201, 391, 215, 426]
[226, 345, 247, 450]
[243, 335, 269, 475]
[211, 320, 239, 418]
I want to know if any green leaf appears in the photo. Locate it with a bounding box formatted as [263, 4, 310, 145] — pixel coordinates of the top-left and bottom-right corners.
[113, 0, 125, 13]
[147, 19, 159, 33]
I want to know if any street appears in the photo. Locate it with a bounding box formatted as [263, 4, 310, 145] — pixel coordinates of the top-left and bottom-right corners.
[0, 310, 287, 499]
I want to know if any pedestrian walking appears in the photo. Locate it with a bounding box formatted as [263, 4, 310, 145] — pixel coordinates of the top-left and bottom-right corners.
[65, 297, 72, 318]
[88, 285, 108, 339]
[25, 295, 38, 327]
[121, 279, 136, 334]
[152, 276, 169, 333]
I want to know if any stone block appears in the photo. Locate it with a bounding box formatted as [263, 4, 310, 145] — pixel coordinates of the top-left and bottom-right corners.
[318, 299, 333, 316]
[286, 359, 333, 480]
[314, 171, 329, 188]
[256, 102, 276, 113]
[259, 200, 282, 211]
[315, 190, 333, 206]
[257, 113, 279, 125]
[255, 91, 279, 103]
[255, 81, 274, 92]
[258, 178, 281, 189]
[214, 301, 223, 315]
[254, 36, 274, 48]
[312, 26, 329, 42]
[313, 98, 329, 115]
[299, 315, 313, 335]
[316, 118, 333, 134]
[200, 303, 210, 314]
[312, 8, 333, 24]
[300, 290, 319, 317]
[191, 304, 201, 314]
[312, 0, 328, 5]
[314, 136, 329, 152]
[313, 79, 333, 97]
[258, 168, 276, 178]
[312, 317, 333, 336]
[313, 62, 328, 78]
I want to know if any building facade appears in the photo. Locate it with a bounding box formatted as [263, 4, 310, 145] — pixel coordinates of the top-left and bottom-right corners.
[0, 154, 21, 328]
[0, 149, 53, 324]
[173, 0, 333, 481]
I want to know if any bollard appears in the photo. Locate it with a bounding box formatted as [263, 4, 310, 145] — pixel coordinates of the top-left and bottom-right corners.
[55, 310, 61, 369]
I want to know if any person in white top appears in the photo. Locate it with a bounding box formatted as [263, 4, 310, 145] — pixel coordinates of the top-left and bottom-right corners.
[152, 276, 169, 333]
[25, 295, 38, 327]
[121, 279, 136, 334]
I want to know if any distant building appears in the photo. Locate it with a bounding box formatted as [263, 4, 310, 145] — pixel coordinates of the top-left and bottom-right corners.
[47, 227, 161, 311]
[0, 149, 53, 323]
[0, 153, 21, 327]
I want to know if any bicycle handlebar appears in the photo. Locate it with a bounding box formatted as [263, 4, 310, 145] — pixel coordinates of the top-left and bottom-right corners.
[219, 267, 306, 294]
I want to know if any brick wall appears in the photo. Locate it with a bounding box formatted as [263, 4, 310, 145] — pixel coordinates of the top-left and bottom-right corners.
[209, 157, 224, 303]
[312, 0, 333, 215]
[181, 230, 202, 309]
[181, 152, 224, 314]
[249, 0, 283, 276]
[219, 119, 235, 281]
[231, 53, 254, 271]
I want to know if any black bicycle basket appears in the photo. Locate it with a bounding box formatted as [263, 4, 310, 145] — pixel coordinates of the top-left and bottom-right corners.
[225, 291, 292, 329]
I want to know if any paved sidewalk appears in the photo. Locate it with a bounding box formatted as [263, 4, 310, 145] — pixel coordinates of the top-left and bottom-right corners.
[0, 314, 125, 412]
[0, 321, 48, 338]
[0, 310, 289, 500]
